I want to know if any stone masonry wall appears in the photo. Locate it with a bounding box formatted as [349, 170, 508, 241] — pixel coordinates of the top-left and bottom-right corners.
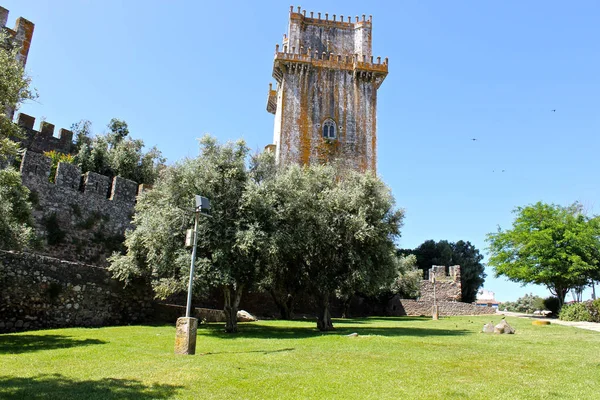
[20, 150, 138, 265]
[0, 250, 155, 333]
[388, 298, 497, 317]
[419, 265, 462, 302]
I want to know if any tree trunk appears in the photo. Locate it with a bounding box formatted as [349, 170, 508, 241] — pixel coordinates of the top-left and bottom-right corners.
[552, 286, 569, 312]
[269, 288, 294, 320]
[223, 284, 244, 333]
[341, 295, 352, 319]
[316, 292, 334, 331]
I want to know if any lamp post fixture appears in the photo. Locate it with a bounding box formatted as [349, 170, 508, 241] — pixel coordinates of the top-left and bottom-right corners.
[175, 195, 211, 355]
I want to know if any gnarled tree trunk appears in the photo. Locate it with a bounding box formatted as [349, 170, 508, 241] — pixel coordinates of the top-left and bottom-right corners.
[316, 292, 334, 331]
[223, 284, 244, 333]
[269, 288, 295, 320]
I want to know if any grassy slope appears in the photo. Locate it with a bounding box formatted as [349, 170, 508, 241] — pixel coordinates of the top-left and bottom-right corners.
[1, 316, 599, 399]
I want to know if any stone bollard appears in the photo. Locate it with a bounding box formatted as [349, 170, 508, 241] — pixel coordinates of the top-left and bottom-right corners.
[174, 317, 198, 355]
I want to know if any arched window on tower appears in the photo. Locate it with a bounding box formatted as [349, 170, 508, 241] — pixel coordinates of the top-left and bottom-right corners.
[322, 119, 337, 139]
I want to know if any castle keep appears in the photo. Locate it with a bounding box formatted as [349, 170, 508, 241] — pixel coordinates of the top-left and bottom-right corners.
[267, 6, 388, 172]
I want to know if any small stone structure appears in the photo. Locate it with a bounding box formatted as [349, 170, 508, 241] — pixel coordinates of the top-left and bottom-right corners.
[386, 266, 496, 316]
[0, 250, 154, 333]
[19, 150, 139, 265]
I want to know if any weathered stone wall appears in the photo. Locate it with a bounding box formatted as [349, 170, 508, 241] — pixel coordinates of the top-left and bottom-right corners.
[19, 150, 138, 265]
[388, 298, 497, 317]
[13, 114, 73, 154]
[0, 250, 155, 333]
[419, 265, 462, 302]
[269, 6, 388, 172]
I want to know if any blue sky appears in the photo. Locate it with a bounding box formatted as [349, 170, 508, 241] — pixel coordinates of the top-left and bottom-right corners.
[5, 1, 600, 302]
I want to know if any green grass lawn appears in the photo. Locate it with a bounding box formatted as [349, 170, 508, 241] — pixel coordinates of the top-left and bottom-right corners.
[1, 316, 599, 399]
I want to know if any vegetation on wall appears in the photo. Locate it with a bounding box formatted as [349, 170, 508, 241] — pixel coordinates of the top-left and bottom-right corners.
[71, 118, 165, 185]
[0, 31, 37, 163]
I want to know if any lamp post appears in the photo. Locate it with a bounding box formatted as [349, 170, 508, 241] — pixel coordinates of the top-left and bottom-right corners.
[175, 195, 211, 355]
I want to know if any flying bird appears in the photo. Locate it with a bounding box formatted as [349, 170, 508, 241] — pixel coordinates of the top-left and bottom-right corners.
[551, 109, 556, 112]
[471, 138, 477, 141]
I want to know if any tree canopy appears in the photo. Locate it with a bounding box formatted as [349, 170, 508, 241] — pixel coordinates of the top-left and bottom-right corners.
[250, 164, 404, 330]
[487, 202, 600, 309]
[109, 135, 263, 332]
[110, 136, 404, 332]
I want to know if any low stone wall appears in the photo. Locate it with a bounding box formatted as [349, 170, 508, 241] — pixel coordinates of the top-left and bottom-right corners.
[155, 304, 227, 323]
[0, 250, 155, 333]
[388, 297, 496, 317]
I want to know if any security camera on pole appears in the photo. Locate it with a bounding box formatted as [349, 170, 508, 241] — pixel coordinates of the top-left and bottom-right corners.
[175, 195, 211, 355]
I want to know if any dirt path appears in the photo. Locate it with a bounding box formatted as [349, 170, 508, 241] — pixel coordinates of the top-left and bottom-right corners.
[497, 311, 600, 333]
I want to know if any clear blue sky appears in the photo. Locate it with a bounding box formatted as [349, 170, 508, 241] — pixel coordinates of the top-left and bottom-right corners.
[5, 0, 600, 302]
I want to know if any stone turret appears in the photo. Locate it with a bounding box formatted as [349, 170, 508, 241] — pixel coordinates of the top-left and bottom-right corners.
[0, 6, 34, 66]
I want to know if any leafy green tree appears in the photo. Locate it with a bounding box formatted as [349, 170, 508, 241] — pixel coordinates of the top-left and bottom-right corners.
[487, 202, 600, 310]
[253, 164, 404, 330]
[0, 31, 36, 250]
[0, 168, 35, 249]
[109, 136, 269, 333]
[400, 239, 486, 303]
[451, 240, 486, 303]
[0, 30, 37, 163]
[389, 254, 422, 299]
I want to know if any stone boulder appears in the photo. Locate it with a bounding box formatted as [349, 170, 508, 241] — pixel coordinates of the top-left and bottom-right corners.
[237, 310, 257, 322]
[494, 318, 515, 334]
[482, 322, 495, 333]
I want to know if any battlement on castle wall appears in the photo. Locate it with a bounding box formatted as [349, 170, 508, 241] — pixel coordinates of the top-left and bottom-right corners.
[0, 6, 34, 65]
[20, 150, 138, 205]
[288, 6, 372, 29]
[273, 45, 388, 73]
[13, 113, 74, 154]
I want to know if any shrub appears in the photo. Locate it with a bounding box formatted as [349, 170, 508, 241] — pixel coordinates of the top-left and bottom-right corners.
[543, 296, 561, 315]
[559, 302, 591, 322]
[501, 293, 544, 313]
[586, 299, 600, 323]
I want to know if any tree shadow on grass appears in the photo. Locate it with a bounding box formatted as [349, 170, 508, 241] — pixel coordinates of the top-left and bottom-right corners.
[0, 335, 106, 355]
[199, 321, 470, 340]
[0, 374, 181, 400]
[201, 347, 295, 356]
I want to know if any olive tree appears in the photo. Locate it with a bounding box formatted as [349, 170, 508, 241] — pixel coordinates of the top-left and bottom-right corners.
[109, 136, 270, 333]
[249, 164, 404, 330]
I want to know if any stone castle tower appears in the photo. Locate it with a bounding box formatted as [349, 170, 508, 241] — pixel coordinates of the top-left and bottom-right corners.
[0, 6, 34, 67]
[1, 6, 34, 119]
[266, 6, 388, 172]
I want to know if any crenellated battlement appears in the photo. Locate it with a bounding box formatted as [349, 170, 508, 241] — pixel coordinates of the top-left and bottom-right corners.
[288, 6, 372, 29]
[20, 150, 138, 205]
[14, 113, 74, 154]
[272, 44, 387, 88]
[429, 265, 461, 283]
[0, 6, 34, 66]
